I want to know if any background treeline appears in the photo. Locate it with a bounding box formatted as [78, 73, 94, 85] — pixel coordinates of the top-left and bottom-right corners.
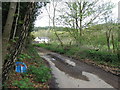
[34, 26, 70, 31]
[2, 2, 47, 82]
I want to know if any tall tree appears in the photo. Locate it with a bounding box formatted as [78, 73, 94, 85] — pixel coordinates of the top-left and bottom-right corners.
[59, 0, 114, 45]
[2, 2, 17, 62]
[45, 0, 63, 47]
[12, 2, 20, 39]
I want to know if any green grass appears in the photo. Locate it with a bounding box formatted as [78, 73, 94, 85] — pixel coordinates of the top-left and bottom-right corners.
[33, 43, 66, 54]
[12, 78, 34, 88]
[26, 44, 44, 64]
[26, 45, 52, 82]
[33, 43, 120, 67]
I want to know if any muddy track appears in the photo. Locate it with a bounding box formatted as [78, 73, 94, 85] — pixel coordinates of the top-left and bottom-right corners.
[47, 55, 89, 81]
[36, 47, 120, 89]
[49, 53, 120, 89]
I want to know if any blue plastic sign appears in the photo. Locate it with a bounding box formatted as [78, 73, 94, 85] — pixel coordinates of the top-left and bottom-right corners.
[15, 62, 27, 73]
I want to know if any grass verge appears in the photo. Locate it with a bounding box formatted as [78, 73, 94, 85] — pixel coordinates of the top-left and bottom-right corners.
[3, 44, 52, 88]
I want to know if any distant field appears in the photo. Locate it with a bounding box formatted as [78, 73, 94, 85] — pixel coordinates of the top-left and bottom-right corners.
[32, 30, 75, 45]
[32, 28, 118, 51]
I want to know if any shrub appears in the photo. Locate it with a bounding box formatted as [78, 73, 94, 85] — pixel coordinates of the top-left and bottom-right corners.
[85, 50, 118, 63]
[28, 65, 51, 82]
[65, 47, 79, 56]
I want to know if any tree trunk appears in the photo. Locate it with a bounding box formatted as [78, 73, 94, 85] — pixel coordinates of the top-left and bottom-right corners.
[106, 31, 110, 51]
[79, 2, 82, 37]
[52, 1, 64, 47]
[12, 2, 20, 39]
[78, 2, 82, 46]
[2, 2, 17, 62]
[75, 18, 78, 29]
[3, 2, 17, 40]
[111, 33, 115, 53]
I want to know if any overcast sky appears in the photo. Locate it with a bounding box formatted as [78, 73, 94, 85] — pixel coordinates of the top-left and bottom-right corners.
[34, 0, 120, 27]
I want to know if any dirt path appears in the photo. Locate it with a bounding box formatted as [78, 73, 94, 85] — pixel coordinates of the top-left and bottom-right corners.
[36, 47, 119, 89]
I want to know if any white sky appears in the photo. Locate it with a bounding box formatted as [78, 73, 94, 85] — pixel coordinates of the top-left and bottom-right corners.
[34, 0, 120, 27]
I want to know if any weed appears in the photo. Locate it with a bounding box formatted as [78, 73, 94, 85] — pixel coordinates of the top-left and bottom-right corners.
[12, 78, 34, 88]
[18, 53, 32, 61]
[28, 65, 51, 82]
